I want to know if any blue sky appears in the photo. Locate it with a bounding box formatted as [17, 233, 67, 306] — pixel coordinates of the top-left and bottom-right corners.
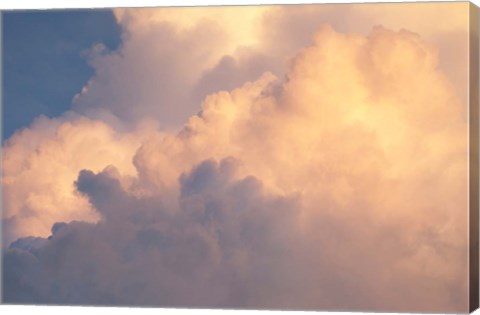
[2, 9, 121, 139]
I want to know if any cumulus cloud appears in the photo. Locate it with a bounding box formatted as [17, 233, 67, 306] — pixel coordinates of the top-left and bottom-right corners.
[4, 159, 299, 307]
[1, 113, 152, 245]
[2, 3, 471, 313]
[71, 6, 271, 130]
[68, 3, 468, 130]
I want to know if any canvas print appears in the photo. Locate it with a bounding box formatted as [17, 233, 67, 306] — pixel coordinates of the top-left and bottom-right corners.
[1, 1, 479, 313]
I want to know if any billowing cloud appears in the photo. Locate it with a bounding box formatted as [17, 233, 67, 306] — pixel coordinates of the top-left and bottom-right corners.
[2, 3, 471, 313]
[71, 6, 271, 129]
[1, 113, 154, 246]
[70, 3, 468, 130]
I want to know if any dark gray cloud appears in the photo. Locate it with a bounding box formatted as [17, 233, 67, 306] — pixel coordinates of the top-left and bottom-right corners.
[3, 159, 302, 308]
[3, 156, 467, 312]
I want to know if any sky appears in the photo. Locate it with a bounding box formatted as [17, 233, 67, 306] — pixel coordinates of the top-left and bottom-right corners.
[1, 2, 474, 312]
[2, 9, 121, 139]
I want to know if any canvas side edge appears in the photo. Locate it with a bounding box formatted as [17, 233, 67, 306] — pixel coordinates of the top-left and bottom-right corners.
[469, 2, 479, 314]
[0, 10, 4, 306]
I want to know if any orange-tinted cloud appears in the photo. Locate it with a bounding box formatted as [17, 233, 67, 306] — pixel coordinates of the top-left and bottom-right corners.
[70, 3, 468, 130]
[2, 114, 151, 245]
[2, 3, 471, 312]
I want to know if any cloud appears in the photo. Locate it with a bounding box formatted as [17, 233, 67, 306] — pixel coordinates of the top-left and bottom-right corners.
[66, 3, 468, 132]
[2, 17, 470, 312]
[71, 6, 271, 130]
[260, 2, 469, 102]
[1, 113, 148, 246]
[4, 159, 299, 307]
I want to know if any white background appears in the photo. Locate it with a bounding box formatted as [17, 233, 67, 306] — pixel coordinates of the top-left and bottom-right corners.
[0, 0, 479, 315]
